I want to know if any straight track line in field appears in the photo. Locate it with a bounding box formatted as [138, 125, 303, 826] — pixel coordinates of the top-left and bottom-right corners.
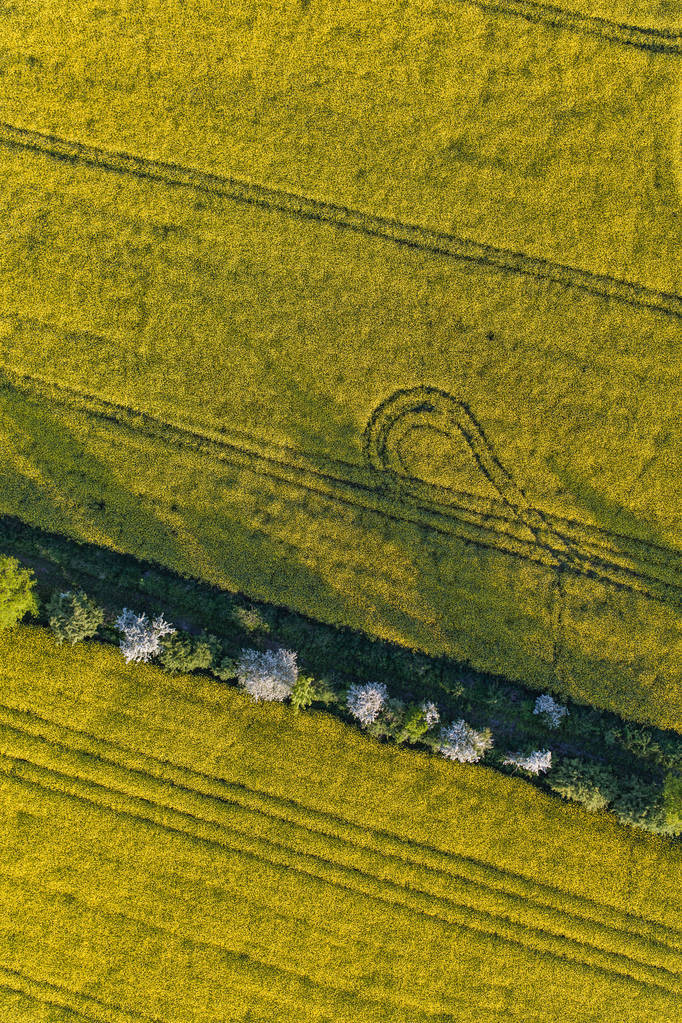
[0, 873, 447, 1023]
[6, 699, 681, 958]
[1, 721, 681, 992]
[3, 363, 681, 605]
[0, 965, 166, 1023]
[0, 121, 680, 319]
[455, 0, 682, 52]
[3, 757, 679, 996]
[7, 311, 679, 575]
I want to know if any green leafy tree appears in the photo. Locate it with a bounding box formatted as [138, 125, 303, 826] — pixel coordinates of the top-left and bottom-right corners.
[290, 674, 317, 713]
[159, 631, 220, 675]
[0, 556, 38, 631]
[46, 589, 104, 645]
[547, 758, 619, 812]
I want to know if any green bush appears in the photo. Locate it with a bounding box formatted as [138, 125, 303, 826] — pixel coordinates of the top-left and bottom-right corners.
[396, 703, 433, 744]
[46, 589, 104, 645]
[290, 674, 317, 713]
[662, 773, 682, 836]
[547, 758, 620, 812]
[158, 631, 219, 675]
[611, 776, 676, 835]
[0, 556, 39, 631]
[212, 655, 238, 682]
[366, 698, 406, 741]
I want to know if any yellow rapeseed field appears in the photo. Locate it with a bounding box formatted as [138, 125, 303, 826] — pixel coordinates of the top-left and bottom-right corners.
[1, 1, 681, 726]
[0, 625, 680, 1021]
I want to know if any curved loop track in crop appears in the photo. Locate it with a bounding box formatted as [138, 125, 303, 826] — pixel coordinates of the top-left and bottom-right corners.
[2, 365, 681, 605]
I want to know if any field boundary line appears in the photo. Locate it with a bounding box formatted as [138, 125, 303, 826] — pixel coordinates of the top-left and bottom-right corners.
[2, 731, 682, 991]
[3, 364, 681, 606]
[455, 0, 682, 52]
[0, 964, 166, 1023]
[6, 699, 682, 955]
[0, 121, 680, 319]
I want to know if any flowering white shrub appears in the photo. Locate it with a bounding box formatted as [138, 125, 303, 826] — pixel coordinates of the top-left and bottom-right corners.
[237, 647, 298, 702]
[439, 720, 493, 763]
[503, 750, 552, 775]
[346, 682, 388, 726]
[533, 694, 568, 728]
[422, 700, 440, 728]
[115, 608, 175, 663]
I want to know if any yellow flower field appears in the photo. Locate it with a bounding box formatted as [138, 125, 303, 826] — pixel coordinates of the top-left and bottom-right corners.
[0, 626, 680, 1021]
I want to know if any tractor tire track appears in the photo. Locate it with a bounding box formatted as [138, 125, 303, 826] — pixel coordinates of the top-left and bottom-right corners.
[0, 874, 453, 1023]
[0, 965, 167, 1023]
[2, 366, 681, 605]
[455, 0, 682, 52]
[1, 713, 681, 991]
[2, 755, 680, 996]
[0, 121, 680, 319]
[5, 700, 682, 958]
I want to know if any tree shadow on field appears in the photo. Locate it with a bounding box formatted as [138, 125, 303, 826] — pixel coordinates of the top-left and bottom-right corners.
[4, 363, 679, 726]
[547, 455, 677, 559]
[0, 370, 442, 648]
[0, 375, 188, 568]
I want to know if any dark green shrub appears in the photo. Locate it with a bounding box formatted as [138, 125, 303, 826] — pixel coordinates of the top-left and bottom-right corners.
[159, 631, 219, 675]
[547, 758, 620, 812]
[0, 556, 39, 630]
[366, 698, 406, 741]
[212, 656, 238, 682]
[232, 604, 271, 634]
[46, 589, 104, 645]
[611, 776, 674, 835]
[662, 773, 682, 836]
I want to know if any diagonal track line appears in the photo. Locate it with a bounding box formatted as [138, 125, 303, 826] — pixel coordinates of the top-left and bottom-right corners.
[2, 755, 680, 996]
[455, 0, 682, 52]
[0, 872, 451, 1023]
[5, 699, 682, 958]
[1, 717, 681, 992]
[0, 964, 167, 1023]
[2, 363, 681, 605]
[0, 121, 680, 319]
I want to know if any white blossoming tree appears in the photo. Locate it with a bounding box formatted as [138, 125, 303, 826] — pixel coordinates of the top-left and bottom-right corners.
[439, 720, 493, 763]
[503, 750, 552, 775]
[422, 701, 440, 728]
[237, 647, 298, 702]
[346, 682, 388, 727]
[115, 608, 175, 663]
[533, 693, 568, 728]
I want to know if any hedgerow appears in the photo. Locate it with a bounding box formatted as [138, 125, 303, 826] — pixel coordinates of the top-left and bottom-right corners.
[3, 518, 682, 840]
